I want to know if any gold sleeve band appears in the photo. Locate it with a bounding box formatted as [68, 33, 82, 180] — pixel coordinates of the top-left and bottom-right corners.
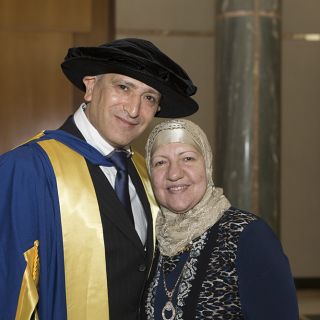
[15, 241, 40, 320]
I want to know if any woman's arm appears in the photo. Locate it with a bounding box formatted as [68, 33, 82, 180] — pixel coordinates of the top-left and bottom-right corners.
[236, 218, 299, 320]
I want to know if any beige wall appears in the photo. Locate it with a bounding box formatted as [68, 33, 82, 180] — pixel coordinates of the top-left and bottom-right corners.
[282, 0, 320, 277]
[116, 0, 216, 154]
[0, 0, 114, 153]
[116, 0, 320, 278]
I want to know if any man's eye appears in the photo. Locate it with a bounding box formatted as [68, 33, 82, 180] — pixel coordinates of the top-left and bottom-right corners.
[144, 95, 159, 105]
[119, 84, 128, 91]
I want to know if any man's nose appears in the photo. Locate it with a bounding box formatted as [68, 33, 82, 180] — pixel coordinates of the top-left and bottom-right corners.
[124, 94, 141, 118]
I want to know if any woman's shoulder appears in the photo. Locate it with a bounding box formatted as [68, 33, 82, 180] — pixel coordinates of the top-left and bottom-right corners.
[218, 207, 277, 241]
[218, 206, 259, 231]
[212, 207, 281, 251]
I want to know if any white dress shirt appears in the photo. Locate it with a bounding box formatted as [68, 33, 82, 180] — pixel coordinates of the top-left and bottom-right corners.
[73, 104, 147, 245]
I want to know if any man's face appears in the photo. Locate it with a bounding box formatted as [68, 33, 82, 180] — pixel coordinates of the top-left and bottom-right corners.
[83, 73, 161, 148]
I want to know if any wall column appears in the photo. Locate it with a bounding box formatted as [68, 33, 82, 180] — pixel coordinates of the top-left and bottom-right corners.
[215, 0, 281, 233]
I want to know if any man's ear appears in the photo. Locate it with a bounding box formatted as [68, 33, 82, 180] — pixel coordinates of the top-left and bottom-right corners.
[83, 76, 96, 101]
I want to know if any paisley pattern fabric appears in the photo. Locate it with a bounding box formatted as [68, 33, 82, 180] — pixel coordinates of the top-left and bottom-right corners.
[194, 209, 256, 319]
[144, 208, 257, 320]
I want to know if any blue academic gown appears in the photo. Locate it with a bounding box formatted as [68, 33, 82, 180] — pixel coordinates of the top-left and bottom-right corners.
[0, 131, 112, 319]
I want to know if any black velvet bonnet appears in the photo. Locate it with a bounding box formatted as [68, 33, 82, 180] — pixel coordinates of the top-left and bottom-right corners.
[61, 38, 198, 118]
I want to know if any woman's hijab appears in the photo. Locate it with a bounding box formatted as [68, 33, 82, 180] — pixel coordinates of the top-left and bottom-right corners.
[145, 119, 231, 256]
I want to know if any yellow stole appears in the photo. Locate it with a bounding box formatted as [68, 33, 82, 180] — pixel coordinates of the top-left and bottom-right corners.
[16, 137, 159, 319]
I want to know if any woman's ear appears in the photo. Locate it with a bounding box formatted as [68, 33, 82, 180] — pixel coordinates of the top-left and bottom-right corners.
[83, 76, 96, 101]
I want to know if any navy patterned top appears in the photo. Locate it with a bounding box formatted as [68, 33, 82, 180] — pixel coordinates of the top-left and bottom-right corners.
[143, 208, 299, 320]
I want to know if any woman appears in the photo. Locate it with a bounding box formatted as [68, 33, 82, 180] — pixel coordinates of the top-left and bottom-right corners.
[142, 119, 299, 320]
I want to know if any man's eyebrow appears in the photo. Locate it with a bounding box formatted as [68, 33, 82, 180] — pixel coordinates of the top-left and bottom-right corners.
[142, 86, 161, 97]
[112, 78, 160, 96]
[111, 78, 134, 86]
[147, 88, 161, 96]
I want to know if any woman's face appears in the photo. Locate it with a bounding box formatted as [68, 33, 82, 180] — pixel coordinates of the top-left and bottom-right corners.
[150, 142, 207, 214]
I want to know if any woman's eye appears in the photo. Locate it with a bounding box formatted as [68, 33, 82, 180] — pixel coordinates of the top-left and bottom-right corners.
[153, 160, 165, 167]
[184, 156, 194, 162]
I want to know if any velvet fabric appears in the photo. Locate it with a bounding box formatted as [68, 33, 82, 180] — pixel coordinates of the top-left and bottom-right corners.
[61, 38, 198, 118]
[0, 131, 112, 319]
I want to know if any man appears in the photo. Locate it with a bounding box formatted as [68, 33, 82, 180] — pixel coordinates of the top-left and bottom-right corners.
[0, 38, 198, 320]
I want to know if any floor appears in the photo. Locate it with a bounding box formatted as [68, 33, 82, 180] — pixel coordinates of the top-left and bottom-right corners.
[298, 290, 320, 320]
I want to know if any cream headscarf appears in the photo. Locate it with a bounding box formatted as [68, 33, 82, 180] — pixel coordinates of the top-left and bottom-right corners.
[145, 119, 231, 256]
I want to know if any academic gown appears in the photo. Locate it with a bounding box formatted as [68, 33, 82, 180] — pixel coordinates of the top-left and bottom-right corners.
[0, 118, 157, 320]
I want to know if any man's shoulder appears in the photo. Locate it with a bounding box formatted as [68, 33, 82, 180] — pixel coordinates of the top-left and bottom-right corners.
[0, 140, 49, 174]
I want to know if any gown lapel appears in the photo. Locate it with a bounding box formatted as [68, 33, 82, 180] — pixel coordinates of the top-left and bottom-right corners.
[58, 116, 149, 251]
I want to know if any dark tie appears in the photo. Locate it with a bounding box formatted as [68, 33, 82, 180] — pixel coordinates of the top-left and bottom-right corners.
[108, 149, 134, 224]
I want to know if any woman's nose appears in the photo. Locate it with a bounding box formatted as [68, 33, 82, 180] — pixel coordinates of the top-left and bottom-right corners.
[167, 161, 183, 181]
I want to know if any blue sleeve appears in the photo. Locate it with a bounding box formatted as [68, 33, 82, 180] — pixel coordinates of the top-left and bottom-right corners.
[236, 219, 299, 320]
[0, 146, 42, 318]
[0, 144, 67, 319]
